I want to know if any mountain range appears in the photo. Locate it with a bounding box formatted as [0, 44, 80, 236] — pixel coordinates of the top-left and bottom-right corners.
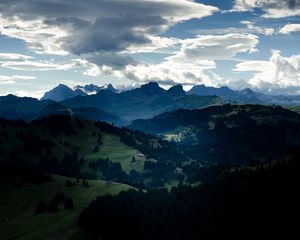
[41, 83, 117, 102]
[188, 85, 300, 106]
[61, 82, 222, 121]
[3, 82, 300, 124]
[40, 82, 300, 106]
[0, 82, 221, 123]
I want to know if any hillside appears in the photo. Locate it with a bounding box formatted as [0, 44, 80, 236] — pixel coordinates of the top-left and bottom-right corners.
[0, 96, 125, 125]
[79, 155, 299, 240]
[290, 105, 300, 114]
[0, 175, 130, 240]
[38, 102, 126, 125]
[130, 104, 300, 164]
[1, 106, 299, 240]
[0, 115, 194, 239]
[0, 115, 188, 188]
[0, 95, 52, 121]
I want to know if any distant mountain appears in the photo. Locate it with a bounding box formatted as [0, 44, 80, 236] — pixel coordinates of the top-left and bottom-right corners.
[38, 102, 126, 125]
[75, 83, 118, 94]
[0, 94, 52, 121]
[105, 83, 118, 93]
[130, 104, 300, 164]
[41, 84, 87, 102]
[188, 85, 261, 103]
[41, 83, 118, 102]
[62, 82, 222, 121]
[0, 95, 125, 125]
[188, 85, 300, 106]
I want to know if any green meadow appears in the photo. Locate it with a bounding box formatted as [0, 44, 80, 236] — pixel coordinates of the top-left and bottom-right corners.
[0, 175, 131, 240]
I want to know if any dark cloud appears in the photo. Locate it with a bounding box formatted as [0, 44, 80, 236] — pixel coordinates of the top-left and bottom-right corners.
[87, 53, 138, 69]
[286, 0, 300, 9]
[0, 0, 217, 70]
[61, 15, 166, 55]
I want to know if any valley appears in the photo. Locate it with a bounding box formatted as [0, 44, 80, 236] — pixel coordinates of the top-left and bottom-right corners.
[1, 84, 300, 240]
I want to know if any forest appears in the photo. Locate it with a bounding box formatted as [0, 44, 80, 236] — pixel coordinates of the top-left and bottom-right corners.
[79, 155, 299, 240]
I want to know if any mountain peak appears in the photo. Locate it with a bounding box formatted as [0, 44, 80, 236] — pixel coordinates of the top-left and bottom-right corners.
[139, 82, 163, 94]
[241, 88, 255, 95]
[41, 84, 86, 102]
[141, 82, 160, 89]
[167, 84, 185, 96]
[106, 83, 117, 92]
[57, 83, 72, 89]
[75, 84, 103, 94]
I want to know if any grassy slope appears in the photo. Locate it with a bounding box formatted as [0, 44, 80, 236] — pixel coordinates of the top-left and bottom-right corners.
[289, 106, 300, 114]
[0, 119, 148, 174]
[0, 175, 131, 240]
[83, 133, 146, 174]
[0, 119, 146, 239]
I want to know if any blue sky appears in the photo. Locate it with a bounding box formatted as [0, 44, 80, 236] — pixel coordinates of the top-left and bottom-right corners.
[0, 0, 300, 98]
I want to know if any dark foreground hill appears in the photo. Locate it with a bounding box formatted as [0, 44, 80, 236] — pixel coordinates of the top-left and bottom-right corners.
[79, 153, 299, 240]
[0, 115, 188, 188]
[131, 104, 300, 164]
[1, 108, 299, 240]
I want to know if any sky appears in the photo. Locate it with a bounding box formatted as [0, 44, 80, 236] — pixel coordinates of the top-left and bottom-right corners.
[0, 0, 300, 98]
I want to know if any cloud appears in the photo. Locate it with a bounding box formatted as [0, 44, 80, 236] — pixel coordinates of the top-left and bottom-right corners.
[85, 33, 259, 87]
[0, 60, 76, 71]
[11, 90, 46, 99]
[0, 0, 218, 60]
[0, 75, 36, 84]
[171, 33, 259, 61]
[0, 53, 76, 72]
[279, 23, 300, 34]
[233, 50, 300, 93]
[232, 0, 300, 18]
[0, 53, 33, 61]
[87, 53, 138, 70]
[0, 17, 69, 55]
[240, 21, 275, 35]
[0, 76, 16, 84]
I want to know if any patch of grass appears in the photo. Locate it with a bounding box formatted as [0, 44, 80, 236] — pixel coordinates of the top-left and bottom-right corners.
[43, 122, 147, 174]
[84, 133, 146, 173]
[289, 106, 300, 114]
[0, 120, 149, 176]
[0, 175, 131, 240]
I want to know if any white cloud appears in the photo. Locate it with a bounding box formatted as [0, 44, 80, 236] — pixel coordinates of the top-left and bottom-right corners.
[240, 21, 275, 35]
[232, 0, 300, 18]
[0, 60, 76, 71]
[12, 90, 46, 99]
[0, 17, 69, 55]
[279, 23, 300, 34]
[0, 76, 15, 84]
[85, 33, 259, 87]
[126, 36, 181, 54]
[0, 53, 33, 61]
[233, 50, 300, 92]
[0, 75, 36, 84]
[171, 33, 259, 61]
